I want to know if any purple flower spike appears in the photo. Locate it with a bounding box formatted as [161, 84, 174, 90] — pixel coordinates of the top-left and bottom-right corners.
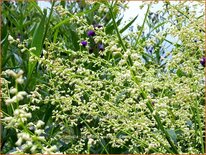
[146, 46, 154, 53]
[87, 30, 95, 37]
[98, 43, 104, 51]
[200, 57, 206, 67]
[81, 41, 87, 47]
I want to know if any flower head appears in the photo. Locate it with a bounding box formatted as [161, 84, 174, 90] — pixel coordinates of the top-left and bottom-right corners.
[87, 30, 95, 37]
[8, 35, 14, 42]
[200, 57, 206, 67]
[81, 41, 87, 47]
[98, 43, 104, 51]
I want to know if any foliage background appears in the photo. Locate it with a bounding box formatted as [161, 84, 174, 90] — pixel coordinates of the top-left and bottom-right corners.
[1, 0, 205, 154]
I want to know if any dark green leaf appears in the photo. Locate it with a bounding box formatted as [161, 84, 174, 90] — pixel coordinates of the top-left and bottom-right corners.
[120, 15, 138, 33]
[27, 12, 46, 79]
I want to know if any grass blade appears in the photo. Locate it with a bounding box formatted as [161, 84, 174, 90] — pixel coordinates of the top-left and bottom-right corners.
[27, 12, 46, 80]
[107, 2, 126, 52]
[193, 100, 205, 153]
[79, 116, 109, 154]
[140, 90, 179, 154]
[30, 1, 44, 16]
[147, 21, 167, 38]
[120, 15, 138, 34]
[135, 4, 150, 47]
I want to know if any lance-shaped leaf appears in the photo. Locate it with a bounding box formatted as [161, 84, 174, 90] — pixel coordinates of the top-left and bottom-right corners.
[120, 15, 138, 34]
[27, 11, 46, 80]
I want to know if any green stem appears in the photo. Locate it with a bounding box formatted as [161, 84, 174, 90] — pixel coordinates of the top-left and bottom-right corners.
[194, 100, 204, 153]
[135, 4, 150, 47]
[79, 116, 109, 154]
[108, 3, 126, 53]
[42, 0, 55, 43]
[140, 90, 179, 154]
[87, 143, 90, 154]
[15, 81, 19, 109]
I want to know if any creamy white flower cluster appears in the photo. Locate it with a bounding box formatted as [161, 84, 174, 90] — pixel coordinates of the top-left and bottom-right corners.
[2, 1, 205, 154]
[3, 70, 27, 106]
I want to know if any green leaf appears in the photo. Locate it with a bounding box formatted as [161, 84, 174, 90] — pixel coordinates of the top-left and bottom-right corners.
[27, 12, 46, 79]
[53, 28, 59, 43]
[176, 68, 186, 77]
[140, 90, 179, 154]
[166, 129, 177, 144]
[43, 104, 56, 126]
[52, 18, 70, 31]
[120, 15, 138, 33]
[115, 90, 127, 104]
[2, 25, 9, 68]
[60, 0, 66, 8]
[147, 21, 167, 38]
[107, 2, 126, 52]
[30, 1, 44, 16]
[164, 38, 181, 47]
[105, 17, 123, 34]
[69, 28, 79, 50]
[135, 5, 151, 47]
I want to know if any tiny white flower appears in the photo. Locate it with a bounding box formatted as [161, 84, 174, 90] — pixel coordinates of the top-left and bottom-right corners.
[112, 52, 121, 56]
[14, 109, 20, 116]
[111, 45, 118, 51]
[3, 116, 13, 122]
[15, 137, 23, 146]
[131, 53, 139, 60]
[21, 48, 27, 53]
[29, 47, 36, 51]
[24, 113, 32, 118]
[36, 120, 45, 128]
[8, 35, 14, 41]
[43, 49, 47, 55]
[88, 138, 94, 145]
[38, 136, 46, 141]
[10, 88, 17, 94]
[123, 53, 128, 59]
[5, 99, 13, 105]
[30, 145, 37, 153]
[35, 129, 43, 135]
[16, 78, 24, 84]
[5, 69, 17, 78]
[16, 93, 24, 100]
[18, 70, 24, 76]
[22, 133, 30, 141]
[50, 145, 57, 151]
[17, 91, 27, 99]
[18, 44, 24, 48]
[26, 141, 32, 146]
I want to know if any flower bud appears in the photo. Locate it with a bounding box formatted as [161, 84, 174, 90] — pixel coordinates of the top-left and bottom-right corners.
[87, 30, 95, 37]
[200, 57, 206, 67]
